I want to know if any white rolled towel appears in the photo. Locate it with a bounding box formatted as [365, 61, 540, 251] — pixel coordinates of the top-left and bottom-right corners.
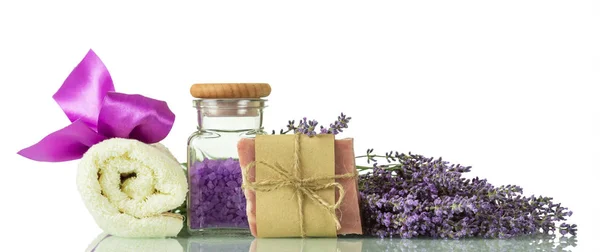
[77, 138, 188, 238]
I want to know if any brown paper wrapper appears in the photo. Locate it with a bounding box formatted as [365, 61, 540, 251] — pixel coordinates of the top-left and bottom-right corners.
[254, 134, 337, 238]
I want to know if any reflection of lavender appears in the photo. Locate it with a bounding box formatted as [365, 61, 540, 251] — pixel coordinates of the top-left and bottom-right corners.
[362, 234, 578, 252]
[188, 158, 249, 229]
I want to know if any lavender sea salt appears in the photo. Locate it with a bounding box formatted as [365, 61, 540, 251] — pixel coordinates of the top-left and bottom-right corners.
[188, 158, 249, 229]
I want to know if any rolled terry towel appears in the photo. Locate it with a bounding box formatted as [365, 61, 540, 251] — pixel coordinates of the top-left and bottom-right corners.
[77, 138, 188, 238]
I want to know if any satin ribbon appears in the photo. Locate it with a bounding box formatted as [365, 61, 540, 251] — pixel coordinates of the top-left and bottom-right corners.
[17, 49, 175, 162]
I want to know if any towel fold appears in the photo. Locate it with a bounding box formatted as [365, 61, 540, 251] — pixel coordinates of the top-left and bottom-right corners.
[77, 138, 188, 238]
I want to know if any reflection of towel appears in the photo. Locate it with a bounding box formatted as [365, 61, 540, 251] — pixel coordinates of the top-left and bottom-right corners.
[77, 138, 188, 238]
[86, 233, 183, 252]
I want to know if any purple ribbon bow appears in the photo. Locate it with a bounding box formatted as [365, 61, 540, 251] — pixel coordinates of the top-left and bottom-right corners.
[17, 49, 175, 162]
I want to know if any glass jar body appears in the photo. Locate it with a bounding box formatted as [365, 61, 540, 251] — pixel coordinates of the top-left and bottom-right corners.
[186, 99, 266, 235]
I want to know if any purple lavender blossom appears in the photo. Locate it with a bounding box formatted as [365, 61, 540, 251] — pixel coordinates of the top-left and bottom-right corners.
[274, 113, 351, 137]
[358, 151, 577, 239]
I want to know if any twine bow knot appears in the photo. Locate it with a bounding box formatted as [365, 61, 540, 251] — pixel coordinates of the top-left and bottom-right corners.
[242, 133, 357, 237]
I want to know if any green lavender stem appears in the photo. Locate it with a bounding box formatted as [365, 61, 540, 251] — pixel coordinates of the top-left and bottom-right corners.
[355, 155, 405, 172]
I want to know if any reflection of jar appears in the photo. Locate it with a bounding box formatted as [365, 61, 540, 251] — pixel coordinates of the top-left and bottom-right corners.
[186, 83, 270, 235]
[186, 237, 253, 252]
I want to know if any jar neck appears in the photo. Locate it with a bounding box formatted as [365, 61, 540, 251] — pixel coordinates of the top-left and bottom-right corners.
[195, 99, 266, 132]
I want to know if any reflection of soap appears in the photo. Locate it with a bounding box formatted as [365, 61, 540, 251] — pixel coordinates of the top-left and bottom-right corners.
[337, 239, 364, 252]
[238, 138, 363, 237]
[250, 238, 363, 252]
[86, 233, 183, 252]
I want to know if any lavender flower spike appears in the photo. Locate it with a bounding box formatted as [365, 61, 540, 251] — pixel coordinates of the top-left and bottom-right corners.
[275, 113, 351, 137]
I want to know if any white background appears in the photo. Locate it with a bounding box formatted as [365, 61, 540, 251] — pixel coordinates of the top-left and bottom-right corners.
[1, 0, 598, 251]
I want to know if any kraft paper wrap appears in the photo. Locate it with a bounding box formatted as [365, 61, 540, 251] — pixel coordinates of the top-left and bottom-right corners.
[244, 133, 356, 238]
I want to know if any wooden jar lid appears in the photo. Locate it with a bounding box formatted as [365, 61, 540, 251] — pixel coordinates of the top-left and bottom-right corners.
[190, 83, 271, 99]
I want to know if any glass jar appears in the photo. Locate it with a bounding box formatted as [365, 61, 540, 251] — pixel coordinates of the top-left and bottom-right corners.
[187, 98, 267, 235]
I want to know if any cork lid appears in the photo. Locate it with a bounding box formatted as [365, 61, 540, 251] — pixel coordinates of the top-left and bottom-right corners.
[190, 83, 272, 99]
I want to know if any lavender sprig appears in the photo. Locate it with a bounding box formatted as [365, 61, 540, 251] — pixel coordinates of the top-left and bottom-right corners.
[357, 150, 577, 239]
[272, 113, 351, 137]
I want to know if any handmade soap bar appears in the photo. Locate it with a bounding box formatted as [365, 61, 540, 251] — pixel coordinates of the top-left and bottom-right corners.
[237, 137, 363, 236]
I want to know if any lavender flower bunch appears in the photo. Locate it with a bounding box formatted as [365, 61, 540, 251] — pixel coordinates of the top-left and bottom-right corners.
[357, 151, 577, 239]
[272, 113, 351, 137]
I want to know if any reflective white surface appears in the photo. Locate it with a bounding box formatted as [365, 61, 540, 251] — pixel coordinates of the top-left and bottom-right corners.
[3, 1, 598, 252]
[86, 233, 578, 252]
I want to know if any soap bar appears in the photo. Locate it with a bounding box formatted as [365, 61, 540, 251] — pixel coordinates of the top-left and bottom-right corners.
[237, 137, 363, 236]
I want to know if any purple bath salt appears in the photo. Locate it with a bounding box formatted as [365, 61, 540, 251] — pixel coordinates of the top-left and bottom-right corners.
[188, 158, 249, 229]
